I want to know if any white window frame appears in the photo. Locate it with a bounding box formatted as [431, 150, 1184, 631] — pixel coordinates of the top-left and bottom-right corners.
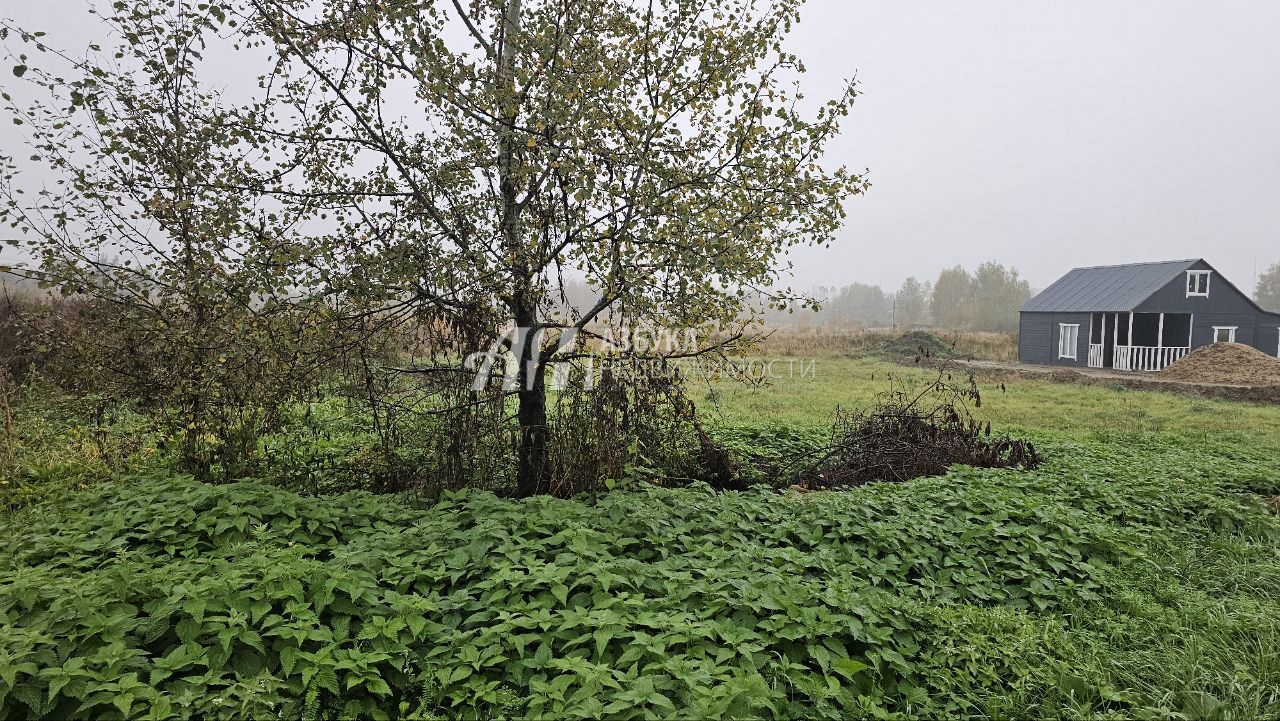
[1212, 326, 1236, 343]
[1058, 323, 1080, 359]
[1186, 270, 1211, 297]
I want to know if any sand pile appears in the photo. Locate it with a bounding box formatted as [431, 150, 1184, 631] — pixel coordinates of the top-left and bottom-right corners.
[1159, 342, 1280, 386]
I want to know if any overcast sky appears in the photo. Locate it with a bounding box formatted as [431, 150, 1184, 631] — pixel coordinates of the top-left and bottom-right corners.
[784, 0, 1280, 293]
[3, 1, 1279, 294]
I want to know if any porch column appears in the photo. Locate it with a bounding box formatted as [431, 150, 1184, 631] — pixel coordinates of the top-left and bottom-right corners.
[1157, 313, 1165, 369]
[1112, 312, 1119, 367]
[1128, 311, 1134, 347]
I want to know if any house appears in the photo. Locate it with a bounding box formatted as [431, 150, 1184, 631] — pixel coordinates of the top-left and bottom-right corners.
[1019, 259, 1280, 371]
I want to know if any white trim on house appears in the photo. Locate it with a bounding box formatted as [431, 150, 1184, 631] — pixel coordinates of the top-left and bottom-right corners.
[1186, 270, 1211, 297]
[1058, 323, 1080, 359]
[1212, 326, 1236, 343]
[1113, 312, 1120, 365]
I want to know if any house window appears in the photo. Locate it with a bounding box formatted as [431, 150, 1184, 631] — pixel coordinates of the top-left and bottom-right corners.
[1212, 326, 1236, 343]
[1058, 324, 1079, 359]
[1186, 270, 1211, 297]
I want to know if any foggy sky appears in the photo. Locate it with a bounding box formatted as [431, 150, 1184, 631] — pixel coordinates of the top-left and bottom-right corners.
[3, 1, 1278, 295]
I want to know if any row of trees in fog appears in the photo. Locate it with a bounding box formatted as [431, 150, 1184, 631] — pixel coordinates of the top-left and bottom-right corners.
[763, 262, 1033, 332]
[759, 258, 1280, 330]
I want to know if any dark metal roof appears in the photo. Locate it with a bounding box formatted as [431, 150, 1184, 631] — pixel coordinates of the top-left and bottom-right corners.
[1021, 259, 1201, 313]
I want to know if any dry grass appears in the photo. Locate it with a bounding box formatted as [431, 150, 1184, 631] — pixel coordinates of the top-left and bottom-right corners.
[751, 326, 1019, 361]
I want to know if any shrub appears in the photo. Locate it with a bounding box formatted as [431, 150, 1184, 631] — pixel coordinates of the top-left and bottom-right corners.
[796, 364, 1040, 488]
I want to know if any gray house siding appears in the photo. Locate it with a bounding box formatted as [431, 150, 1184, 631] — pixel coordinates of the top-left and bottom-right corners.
[1190, 313, 1257, 348]
[1021, 311, 1089, 366]
[1134, 259, 1280, 355]
[1263, 323, 1280, 358]
[1249, 315, 1280, 357]
[1135, 259, 1258, 315]
[1018, 312, 1052, 364]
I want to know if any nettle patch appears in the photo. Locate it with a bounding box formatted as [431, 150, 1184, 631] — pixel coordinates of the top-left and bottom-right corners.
[1, 437, 1274, 720]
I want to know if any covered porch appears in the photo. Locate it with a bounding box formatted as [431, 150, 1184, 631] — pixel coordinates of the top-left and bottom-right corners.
[1087, 312, 1191, 372]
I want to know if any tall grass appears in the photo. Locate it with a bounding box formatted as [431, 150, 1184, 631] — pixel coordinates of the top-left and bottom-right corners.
[753, 325, 1019, 361]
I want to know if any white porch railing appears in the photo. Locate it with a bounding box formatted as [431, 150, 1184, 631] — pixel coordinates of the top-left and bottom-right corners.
[1087, 343, 1104, 368]
[1113, 345, 1190, 372]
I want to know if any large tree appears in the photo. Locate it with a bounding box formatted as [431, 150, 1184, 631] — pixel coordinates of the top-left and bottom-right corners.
[814, 282, 891, 327]
[1256, 262, 1280, 313]
[930, 266, 973, 330]
[236, 0, 865, 495]
[928, 263, 1029, 331]
[969, 261, 1031, 332]
[3, 0, 861, 495]
[894, 276, 931, 327]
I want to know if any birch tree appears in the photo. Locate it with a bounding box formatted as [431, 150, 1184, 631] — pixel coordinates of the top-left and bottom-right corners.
[243, 0, 865, 495]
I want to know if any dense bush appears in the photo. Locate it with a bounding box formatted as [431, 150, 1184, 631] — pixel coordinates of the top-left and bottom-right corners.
[2, 436, 1275, 719]
[802, 367, 1041, 488]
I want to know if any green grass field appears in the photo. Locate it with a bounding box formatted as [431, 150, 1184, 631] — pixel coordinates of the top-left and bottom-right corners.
[2, 357, 1279, 719]
[706, 356, 1280, 447]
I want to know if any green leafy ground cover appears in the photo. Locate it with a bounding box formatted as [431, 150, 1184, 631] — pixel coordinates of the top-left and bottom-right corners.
[2, 358, 1280, 719]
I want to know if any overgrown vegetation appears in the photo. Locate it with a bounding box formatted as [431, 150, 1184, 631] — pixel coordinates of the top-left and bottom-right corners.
[795, 364, 1041, 488]
[2, 432, 1276, 719]
[1, 0, 862, 497]
[1, 1, 1278, 719]
[0, 352, 1278, 718]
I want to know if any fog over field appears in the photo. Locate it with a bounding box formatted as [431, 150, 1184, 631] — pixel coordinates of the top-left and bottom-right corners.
[3, 1, 1279, 291]
[781, 0, 1280, 291]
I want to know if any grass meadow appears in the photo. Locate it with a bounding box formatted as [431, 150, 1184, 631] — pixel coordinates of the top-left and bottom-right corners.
[706, 355, 1280, 447]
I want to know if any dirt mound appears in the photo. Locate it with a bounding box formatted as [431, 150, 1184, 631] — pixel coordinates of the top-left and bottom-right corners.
[871, 331, 956, 361]
[1159, 343, 1280, 386]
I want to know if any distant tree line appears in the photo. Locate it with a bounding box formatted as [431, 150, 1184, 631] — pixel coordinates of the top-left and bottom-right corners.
[762, 261, 1033, 332]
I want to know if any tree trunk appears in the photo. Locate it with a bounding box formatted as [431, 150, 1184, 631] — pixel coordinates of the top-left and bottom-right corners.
[494, 0, 548, 497]
[513, 310, 549, 497]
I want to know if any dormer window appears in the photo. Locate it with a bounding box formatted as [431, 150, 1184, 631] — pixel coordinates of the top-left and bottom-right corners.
[1186, 270, 1211, 297]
